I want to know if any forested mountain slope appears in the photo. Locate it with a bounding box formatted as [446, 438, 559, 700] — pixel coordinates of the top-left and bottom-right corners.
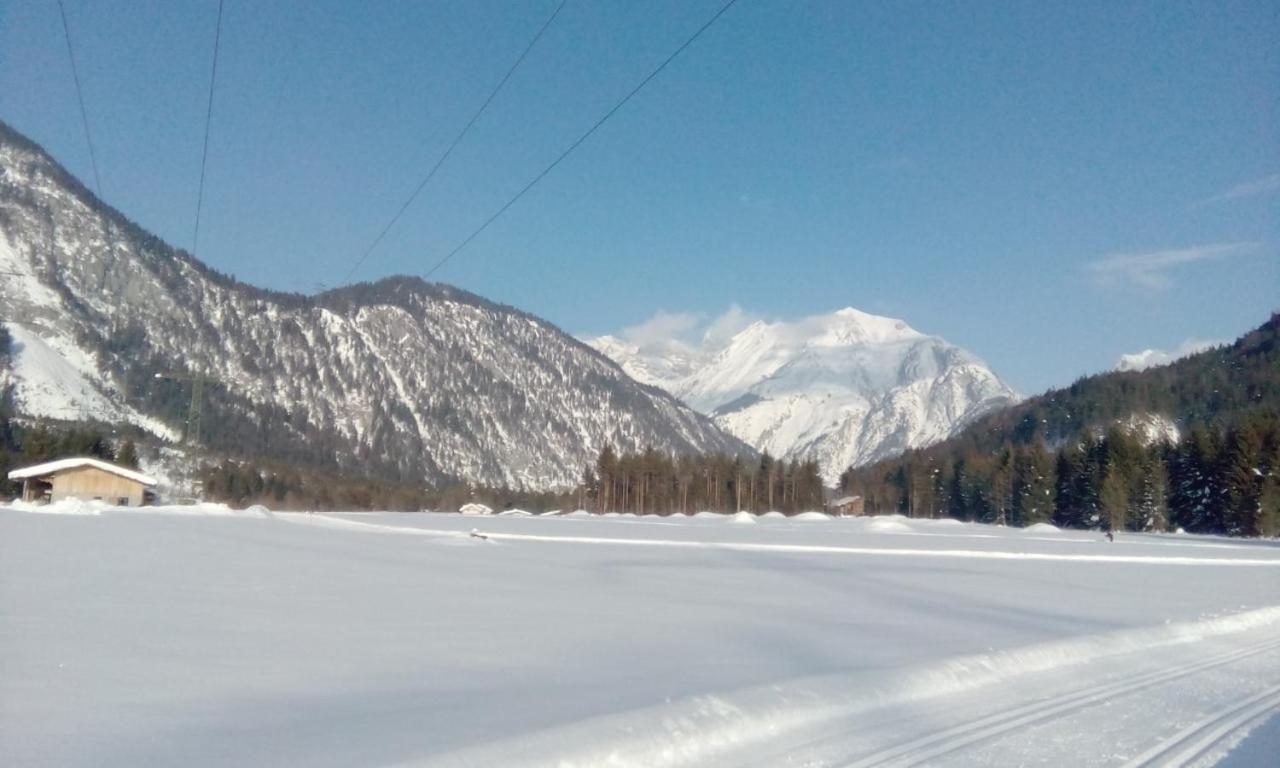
[841, 316, 1280, 536]
[0, 120, 748, 489]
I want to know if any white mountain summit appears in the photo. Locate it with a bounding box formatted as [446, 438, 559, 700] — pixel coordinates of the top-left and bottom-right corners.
[588, 307, 1019, 484]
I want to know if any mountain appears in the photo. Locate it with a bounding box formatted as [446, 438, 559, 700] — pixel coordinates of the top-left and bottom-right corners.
[0, 120, 748, 489]
[840, 315, 1280, 535]
[909, 314, 1279, 458]
[588, 308, 1019, 483]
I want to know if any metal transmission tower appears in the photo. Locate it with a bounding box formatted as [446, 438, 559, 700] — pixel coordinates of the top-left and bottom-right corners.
[154, 371, 207, 445]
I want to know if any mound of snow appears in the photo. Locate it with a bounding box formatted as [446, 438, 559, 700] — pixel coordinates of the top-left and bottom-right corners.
[568, 510, 592, 517]
[866, 517, 913, 533]
[242, 504, 272, 518]
[540, 509, 564, 516]
[692, 510, 722, 519]
[730, 511, 756, 525]
[459, 503, 493, 516]
[761, 511, 785, 518]
[1025, 522, 1061, 534]
[10, 498, 106, 515]
[927, 518, 965, 526]
[498, 508, 532, 517]
[792, 511, 832, 521]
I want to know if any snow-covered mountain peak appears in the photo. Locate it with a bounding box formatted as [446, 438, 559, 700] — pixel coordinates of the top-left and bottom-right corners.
[813, 307, 922, 347]
[587, 306, 1019, 483]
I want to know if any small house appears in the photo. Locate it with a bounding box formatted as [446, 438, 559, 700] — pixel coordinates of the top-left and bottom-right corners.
[827, 494, 865, 517]
[8, 457, 158, 507]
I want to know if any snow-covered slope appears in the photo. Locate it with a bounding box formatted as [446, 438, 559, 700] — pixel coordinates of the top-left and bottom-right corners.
[1, 318, 177, 440]
[0, 120, 747, 488]
[590, 308, 1019, 483]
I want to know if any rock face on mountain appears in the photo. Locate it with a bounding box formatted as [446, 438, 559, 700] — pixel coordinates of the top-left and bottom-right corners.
[0, 120, 747, 489]
[589, 308, 1019, 483]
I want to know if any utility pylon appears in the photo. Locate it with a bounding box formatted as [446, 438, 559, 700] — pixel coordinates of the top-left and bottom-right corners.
[154, 371, 206, 445]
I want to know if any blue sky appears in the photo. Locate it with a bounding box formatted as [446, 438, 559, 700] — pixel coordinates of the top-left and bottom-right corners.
[1, 0, 1276, 394]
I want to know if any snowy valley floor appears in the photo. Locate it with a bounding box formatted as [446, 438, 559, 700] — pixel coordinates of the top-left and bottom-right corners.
[2, 507, 1278, 766]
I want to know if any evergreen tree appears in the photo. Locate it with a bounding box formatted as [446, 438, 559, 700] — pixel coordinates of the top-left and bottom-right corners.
[1053, 448, 1083, 528]
[1220, 425, 1263, 536]
[595, 444, 617, 512]
[1169, 427, 1221, 532]
[947, 460, 968, 521]
[1132, 453, 1169, 532]
[1011, 447, 1054, 526]
[117, 440, 140, 469]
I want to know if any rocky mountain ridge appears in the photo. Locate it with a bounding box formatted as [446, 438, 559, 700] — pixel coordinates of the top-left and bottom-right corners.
[589, 307, 1019, 483]
[0, 120, 748, 489]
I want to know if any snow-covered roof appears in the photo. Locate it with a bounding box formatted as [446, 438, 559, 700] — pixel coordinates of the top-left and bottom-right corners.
[829, 495, 862, 506]
[7, 457, 157, 486]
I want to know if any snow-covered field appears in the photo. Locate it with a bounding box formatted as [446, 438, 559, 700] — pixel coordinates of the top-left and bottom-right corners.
[2, 506, 1278, 766]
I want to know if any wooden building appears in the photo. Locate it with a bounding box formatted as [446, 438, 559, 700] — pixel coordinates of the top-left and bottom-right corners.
[827, 494, 865, 517]
[8, 457, 158, 507]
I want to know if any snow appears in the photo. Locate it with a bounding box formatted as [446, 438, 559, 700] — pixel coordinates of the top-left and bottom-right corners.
[1116, 411, 1182, 446]
[588, 308, 1020, 483]
[2, 506, 1278, 766]
[1026, 522, 1062, 534]
[865, 516, 913, 533]
[7, 456, 158, 485]
[458, 502, 493, 515]
[792, 510, 832, 520]
[2, 322, 179, 441]
[7, 498, 107, 515]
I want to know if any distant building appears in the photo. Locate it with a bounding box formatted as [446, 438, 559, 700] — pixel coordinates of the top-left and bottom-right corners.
[8, 457, 158, 507]
[827, 494, 865, 517]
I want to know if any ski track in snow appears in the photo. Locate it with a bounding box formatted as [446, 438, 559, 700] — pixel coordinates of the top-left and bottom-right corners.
[1118, 684, 1280, 768]
[836, 638, 1280, 767]
[418, 607, 1280, 767]
[5, 507, 1279, 767]
[290, 514, 1280, 567]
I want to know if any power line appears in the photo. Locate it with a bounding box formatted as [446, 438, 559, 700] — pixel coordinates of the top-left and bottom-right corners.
[56, 0, 102, 198]
[421, 0, 743, 281]
[191, 0, 225, 258]
[340, 0, 570, 286]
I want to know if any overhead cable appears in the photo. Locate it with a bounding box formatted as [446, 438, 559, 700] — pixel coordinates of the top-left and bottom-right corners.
[421, 0, 743, 281]
[340, 0, 571, 286]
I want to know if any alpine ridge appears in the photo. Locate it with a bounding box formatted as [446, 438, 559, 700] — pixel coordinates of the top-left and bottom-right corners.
[589, 307, 1019, 483]
[0, 120, 749, 489]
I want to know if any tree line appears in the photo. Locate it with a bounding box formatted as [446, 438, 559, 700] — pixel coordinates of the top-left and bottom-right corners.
[200, 445, 827, 516]
[841, 418, 1280, 537]
[582, 445, 824, 515]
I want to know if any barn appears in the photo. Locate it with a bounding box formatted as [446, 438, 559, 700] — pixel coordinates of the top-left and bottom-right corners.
[827, 494, 865, 517]
[8, 457, 158, 507]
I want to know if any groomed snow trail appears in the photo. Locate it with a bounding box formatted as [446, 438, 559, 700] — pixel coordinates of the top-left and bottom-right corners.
[836, 638, 1280, 767]
[4, 508, 1278, 766]
[289, 514, 1280, 567]
[418, 609, 1280, 767]
[1118, 684, 1280, 768]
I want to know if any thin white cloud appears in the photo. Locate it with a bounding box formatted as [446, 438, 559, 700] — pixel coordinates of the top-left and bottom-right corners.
[737, 192, 774, 211]
[618, 310, 702, 348]
[1194, 173, 1280, 207]
[1084, 242, 1260, 290]
[603, 304, 760, 353]
[1115, 338, 1226, 372]
[702, 304, 757, 347]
